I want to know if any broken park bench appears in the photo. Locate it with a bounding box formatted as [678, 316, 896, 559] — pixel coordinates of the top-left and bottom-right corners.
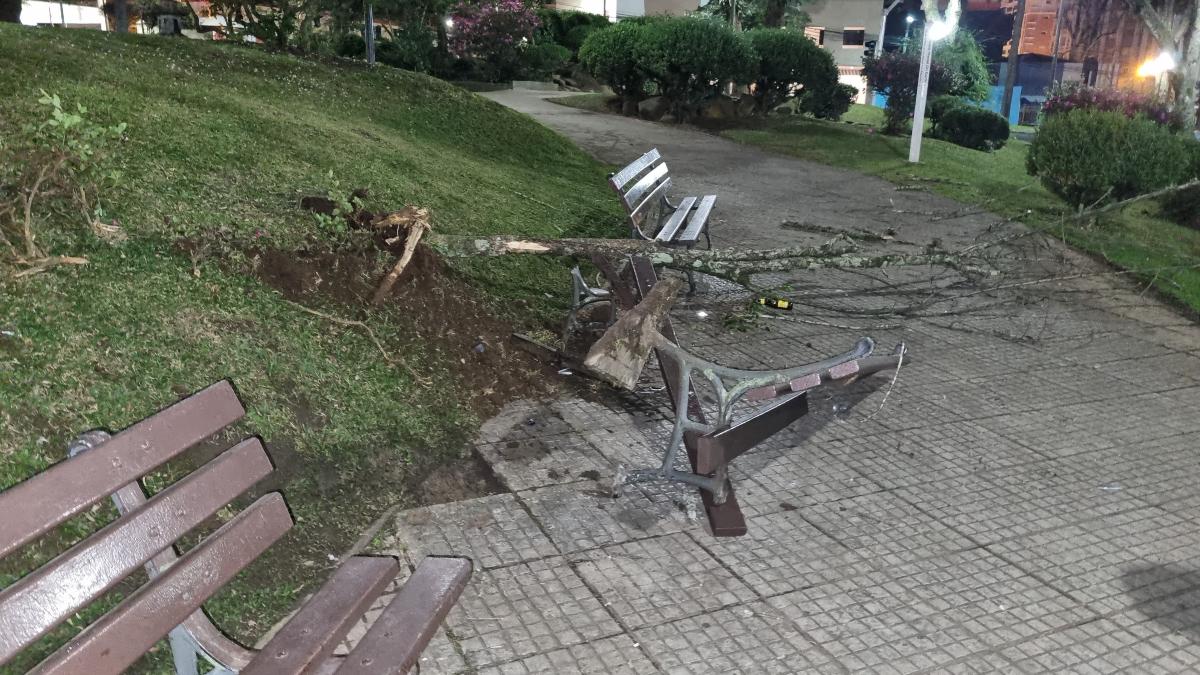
[0, 380, 470, 675]
[577, 256, 907, 536]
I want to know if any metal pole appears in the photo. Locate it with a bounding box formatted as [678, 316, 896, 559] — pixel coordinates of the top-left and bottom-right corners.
[1001, 0, 1026, 119]
[876, 0, 903, 59]
[909, 28, 935, 163]
[365, 4, 375, 66]
[1049, 0, 1066, 89]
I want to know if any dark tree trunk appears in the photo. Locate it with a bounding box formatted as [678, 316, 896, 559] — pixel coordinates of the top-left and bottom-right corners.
[0, 0, 20, 23]
[763, 0, 786, 27]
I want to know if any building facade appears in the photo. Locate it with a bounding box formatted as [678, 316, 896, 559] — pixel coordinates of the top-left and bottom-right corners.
[969, 0, 1159, 89]
[802, 0, 882, 103]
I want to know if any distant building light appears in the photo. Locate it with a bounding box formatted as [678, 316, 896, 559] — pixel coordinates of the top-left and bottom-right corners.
[1137, 51, 1176, 78]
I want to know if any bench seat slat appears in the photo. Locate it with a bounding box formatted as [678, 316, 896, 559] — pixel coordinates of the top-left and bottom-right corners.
[621, 163, 669, 210]
[609, 148, 661, 190]
[243, 557, 399, 675]
[694, 392, 809, 475]
[30, 493, 292, 675]
[0, 381, 244, 560]
[628, 178, 673, 229]
[654, 197, 697, 243]
[678, 194, 716, 243]
[336, 557, 473, 675]
[0, 439, 272, 664]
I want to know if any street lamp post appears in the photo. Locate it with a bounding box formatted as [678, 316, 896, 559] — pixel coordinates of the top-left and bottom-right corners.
[876, 0, 904, 59]
[909, 0, 961, 164]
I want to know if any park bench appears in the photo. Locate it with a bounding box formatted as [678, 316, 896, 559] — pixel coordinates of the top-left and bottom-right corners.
[609, 149, 715, 294]
[585, 256, 907, 536]
[0, 380, 470, 675]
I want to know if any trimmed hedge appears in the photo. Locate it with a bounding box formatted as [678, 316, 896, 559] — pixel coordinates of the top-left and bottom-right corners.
[744, 28, 836, 115]
[934, 105, 1009, 151]
[579, 21, 648, 109]
[928, 94, 967, 132]
[536, 9, 611, 57]
[1027, 109, 1192, 208]
[1161, 140, 1200, 229]
[634, 17, 757, 121]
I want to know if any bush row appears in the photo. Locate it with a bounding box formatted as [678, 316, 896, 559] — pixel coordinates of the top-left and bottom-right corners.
[336, 4, 597, 83]
[579, 19, 850, 122]
[1027, 109, 1195, 209]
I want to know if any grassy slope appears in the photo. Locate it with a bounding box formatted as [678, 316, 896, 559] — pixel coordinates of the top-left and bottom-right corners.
[0, 25, 622, 672]
[552, 96, 1200, 312]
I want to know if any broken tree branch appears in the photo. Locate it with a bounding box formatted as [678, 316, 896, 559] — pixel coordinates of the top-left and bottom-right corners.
[426, 234, 995, 278]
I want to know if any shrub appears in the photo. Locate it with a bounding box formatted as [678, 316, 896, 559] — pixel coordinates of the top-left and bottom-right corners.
[335, 33, 365, 58]
[935, 105, 1009, 151]
[448, 0, 541, 82]
[800, 82, 856, 120]
[928, 94, 967, 131]
[1043, 83, 1181, 130]
[744, 28, 836, 114]
[579, 22, 648, 108]
[536, 9, 611, 58]
[1161, 140, 1200, 229]
[634, 17, 757, 121]
[0, 92, 126, 260]
[376, 24, 436, 73]
[1027, 109, 1191, 208]
[864, 52, 952, 134]
[520, 41, 570, 80]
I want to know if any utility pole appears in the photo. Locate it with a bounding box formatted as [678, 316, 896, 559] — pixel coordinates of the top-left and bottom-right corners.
[1001, 0, 1026, 120]
[365, 4, 376, 66]
[1048, 0, 1066, 89]
[876, 0, 903, 58]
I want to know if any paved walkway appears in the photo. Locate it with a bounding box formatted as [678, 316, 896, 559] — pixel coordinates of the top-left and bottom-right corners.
[346, 92, 1200, 673]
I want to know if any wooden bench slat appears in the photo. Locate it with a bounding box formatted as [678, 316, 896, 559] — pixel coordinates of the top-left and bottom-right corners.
[335, 557, 472, 675]
[0, 381, 244, 560]
[628, 177, 673, 228]
[678, 194, 716, 243]
[243, 556, 399, 675]
[0, 438, 272, 664]
[692, 393, 809, 475]
[654, 197, 697, 243]
[609, 148, 661, 190]
[29, 493, 292, 675]
[621, 162, 669, 209]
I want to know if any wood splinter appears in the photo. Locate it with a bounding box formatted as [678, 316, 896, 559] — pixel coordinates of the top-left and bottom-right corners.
[371, 207, 431, 306]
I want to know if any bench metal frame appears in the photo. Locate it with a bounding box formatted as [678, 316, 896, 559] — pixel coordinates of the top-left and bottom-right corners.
[590, 256, 906, 536]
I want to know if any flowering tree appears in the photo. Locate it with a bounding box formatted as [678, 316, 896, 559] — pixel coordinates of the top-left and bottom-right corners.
[448, 0, 540, 81]
[864, 52, 953, 133]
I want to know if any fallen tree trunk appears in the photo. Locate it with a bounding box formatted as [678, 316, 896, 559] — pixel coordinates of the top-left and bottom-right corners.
[426, 234, 993, 278]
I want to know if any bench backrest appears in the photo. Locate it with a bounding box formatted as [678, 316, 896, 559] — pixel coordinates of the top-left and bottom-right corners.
[608, 148, 672, 230]
[0, 380, 291, 673]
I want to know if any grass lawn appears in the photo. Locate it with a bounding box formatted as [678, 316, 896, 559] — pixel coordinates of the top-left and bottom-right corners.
[550, 96, 1200, 313]
[0, 25, 623, 672]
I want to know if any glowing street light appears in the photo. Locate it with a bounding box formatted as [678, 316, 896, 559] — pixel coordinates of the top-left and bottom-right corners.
[1137, 50, 1177, 78]
[909, 0, 961, 164]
